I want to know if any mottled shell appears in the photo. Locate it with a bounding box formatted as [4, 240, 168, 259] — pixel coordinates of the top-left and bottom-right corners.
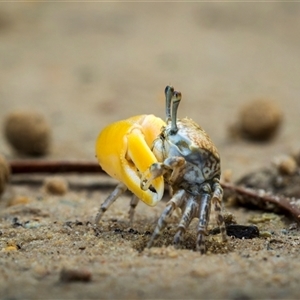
[156, 117, 221, 183]
[175, 118, 220, 160]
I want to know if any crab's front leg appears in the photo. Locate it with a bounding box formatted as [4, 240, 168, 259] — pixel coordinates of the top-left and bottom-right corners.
[95, 182, 128, 224]
[95, 186, 140, 225]
[141, 156, 189, 247]
[141, 156, 186, 191]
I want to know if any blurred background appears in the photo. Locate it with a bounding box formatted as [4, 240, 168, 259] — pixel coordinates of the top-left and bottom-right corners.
[1, 2, 300, 180]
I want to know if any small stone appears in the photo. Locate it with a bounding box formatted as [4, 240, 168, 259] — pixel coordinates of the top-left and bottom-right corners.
[222, 169, 233, 183]
[2, 240, 20, 251]
[238, 98, 283, 141]
[2, 245, 18, 252]
[59, 268, 92, 283]
[259, 231, 272, 238]
[4, 110, 51, 156]
[33, 265, 49, 278]
[274, 155, 298, 175]
[288, 223, 298, 230]
[43, 176, 68, 195]
[291, 149, 300, 166]
[0, 154, 10, 196]
[189, 269, 209, 278]
[23, 221, 41, 229]
[7, 195, 32, 207]
[226, 224, 259, 239]
[167, 250, 179, 258]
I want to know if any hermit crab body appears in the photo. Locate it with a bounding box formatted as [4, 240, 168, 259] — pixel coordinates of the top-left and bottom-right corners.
[95, 86, 227, 253]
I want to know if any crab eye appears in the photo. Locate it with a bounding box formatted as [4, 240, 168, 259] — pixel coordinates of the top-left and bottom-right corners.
[164, 85, 174, 95]
[173, 91, 182, 99]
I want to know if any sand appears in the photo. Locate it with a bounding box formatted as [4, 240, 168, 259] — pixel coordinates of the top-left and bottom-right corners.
[1, 3, 300, 299]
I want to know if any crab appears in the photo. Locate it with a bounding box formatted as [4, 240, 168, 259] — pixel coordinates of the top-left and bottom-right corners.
[95, 86, 227, 253]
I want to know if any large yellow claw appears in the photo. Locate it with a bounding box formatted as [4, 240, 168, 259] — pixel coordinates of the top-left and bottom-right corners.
[95, 114, 166, 206]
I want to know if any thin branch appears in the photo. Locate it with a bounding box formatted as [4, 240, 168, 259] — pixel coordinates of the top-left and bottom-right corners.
[8, 159, 300, 222]
[222, 181, 300, 222]
[9, 160, 104, 174]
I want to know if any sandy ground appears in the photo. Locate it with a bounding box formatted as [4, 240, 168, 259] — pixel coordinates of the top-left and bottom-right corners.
[1, 3, 300, 299]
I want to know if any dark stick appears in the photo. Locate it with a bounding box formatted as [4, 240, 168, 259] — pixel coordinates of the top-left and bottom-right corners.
[8, 160, 300, 222]
[9, 160, 104, 174]
[222, 181, 300, 222]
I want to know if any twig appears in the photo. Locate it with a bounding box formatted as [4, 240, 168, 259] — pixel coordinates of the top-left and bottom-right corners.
[8, 159, 300, 222]
[222, 181, 300, 222]
[9, 160, 104, 174]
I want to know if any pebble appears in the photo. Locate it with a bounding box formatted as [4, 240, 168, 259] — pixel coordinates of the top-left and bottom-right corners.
[274, 155, 298, 175]
[291, 149, 300, 166]
[43, 176, 69, 195]
[0, 154, 10, 196]
[2, 240, 20, 251]
[2, 245, 18, 252]
[238, 98, 283, 141]
[259, 231, 272, 238]
[4, 110, 51, 156]
[59, 268, 92, 283]
[7, 195, 32, 207]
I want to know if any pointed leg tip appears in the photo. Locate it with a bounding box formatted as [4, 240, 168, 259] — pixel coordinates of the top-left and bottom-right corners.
[146, 240, 153, 249]
[196, 242, 207, 254]
[94, 217, 100, 225]
[222, 236, 227, 243]
[173, 228, 185, 246]
[199, 248, 206, 255]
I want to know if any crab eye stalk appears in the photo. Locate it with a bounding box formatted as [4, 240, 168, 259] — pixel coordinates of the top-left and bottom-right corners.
[170, 91, 181, 134]
[165, 85, 174, 122]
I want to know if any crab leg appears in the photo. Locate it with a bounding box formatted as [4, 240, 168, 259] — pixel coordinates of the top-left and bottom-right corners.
[94, 182, 127, 224]
[141, 157, 185, 191]
[147, 189, 185, 248]
[140, 162, 169, 191]
[212, 181, 227, 242]
[196, 190, 212, 253]
[173, 194, 197, 245]
[128, 195, 139, 224]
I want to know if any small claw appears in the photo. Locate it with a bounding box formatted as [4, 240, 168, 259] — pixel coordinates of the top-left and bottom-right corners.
[140, 163, 166, 191]
[140, 168, 153, 191]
